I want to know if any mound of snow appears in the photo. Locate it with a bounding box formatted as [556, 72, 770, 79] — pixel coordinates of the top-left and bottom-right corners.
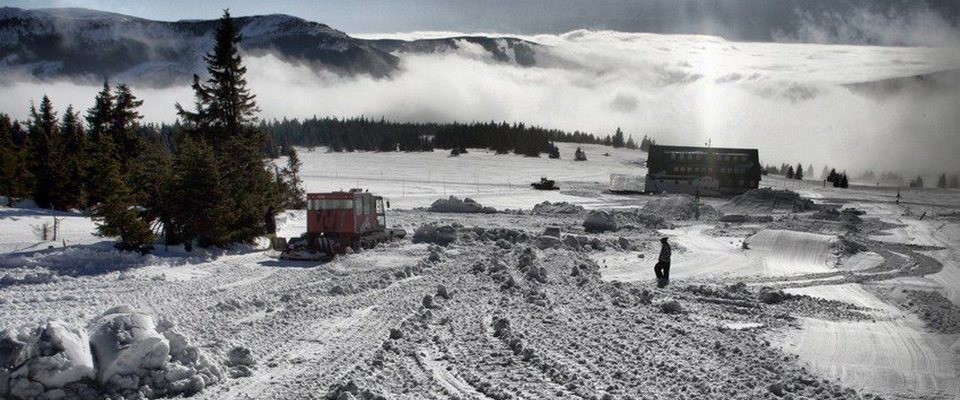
[412, 224, 458, 246]
[1, 306, 221, 399]
[90, 307, 171, 388]
[531, 201, 584, 215]
[583, 211, 617, 233]
[721, 188, 815, 213]
[640, 194, 718, 220]
[427, 196, 497, 214]
[2, 320, 95, 399]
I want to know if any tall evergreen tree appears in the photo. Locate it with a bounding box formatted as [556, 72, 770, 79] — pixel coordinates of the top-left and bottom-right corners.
[278, 146, 306, 209]
[94, 157, 154, 253]
[85, 83, 120, 207]
[785, 165, 795, 179]
[110, 84, 145, 171]
[27, 96, 64, 209]
[173, 9, 280, 246]
[795, 163, 803, 180]
[58, 106, 87, 209]
[611, 127, 625, 148]
[0, 114, 32, 204]
[937, 173, 947, 189]
[167, 137, 232, 247]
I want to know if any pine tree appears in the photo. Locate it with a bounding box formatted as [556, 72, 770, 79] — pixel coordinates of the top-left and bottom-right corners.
[828, 168, 838, 183]
[94, 159, 154, 253]
[795, 163, 803, 180]
[0, 114, 32, 204]
[821, 165, 830, 180]
[786, 165, 795, 179]
[28, 96, 65, 209]
[839, 173, 849, 188]
[58, 106, 87, 209]
[85, 83, 119, 207]
[279, 146, 306, 209]
[937, 173, 947, 189]
[127, 141, 173, 242]
[110, 84, 145, 171]
[625, 135, 637, 150]
[611, 127, 625, 148]
[173, 9, 280, 246]
[167, 137, 232, 248]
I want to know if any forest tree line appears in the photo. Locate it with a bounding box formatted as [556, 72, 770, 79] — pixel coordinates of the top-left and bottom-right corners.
[257, 118, 648, 157]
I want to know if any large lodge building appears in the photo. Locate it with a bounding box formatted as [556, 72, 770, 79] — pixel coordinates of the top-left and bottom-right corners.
[644, 144, 761, 196]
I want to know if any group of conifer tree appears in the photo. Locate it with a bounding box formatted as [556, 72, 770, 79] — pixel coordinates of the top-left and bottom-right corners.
[0, 11, 303, 252]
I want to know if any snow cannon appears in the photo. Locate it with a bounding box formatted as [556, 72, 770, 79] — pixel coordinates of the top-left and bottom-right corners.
[275, 190, 406, 261]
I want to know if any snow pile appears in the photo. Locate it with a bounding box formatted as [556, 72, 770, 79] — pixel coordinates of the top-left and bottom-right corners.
[0, 243, 154, 278]
[583, 211, 618, 233]
[225, 346, 256, 378]
[640, 194, 719, 220]
[427, 196, 497, 214]
[721, 188, 816, 213]
[0, 306, 221, 399]
[1, 320, 95, 399]
[531, 201, 584, 215]
[412, 224, 459, 246]
[903, 290, 960, 334]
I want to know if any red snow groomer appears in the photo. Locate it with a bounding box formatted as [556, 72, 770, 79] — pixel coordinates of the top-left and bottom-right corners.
[274, 189, 406, 261]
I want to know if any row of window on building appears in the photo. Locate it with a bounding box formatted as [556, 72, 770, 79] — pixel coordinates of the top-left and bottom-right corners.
[671, 166, 749, 174]
[664, 178, 755, 187]
[667, 152, 751, 162]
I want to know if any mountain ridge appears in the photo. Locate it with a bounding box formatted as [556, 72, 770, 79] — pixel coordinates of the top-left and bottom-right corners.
[0, 7, 542, 86]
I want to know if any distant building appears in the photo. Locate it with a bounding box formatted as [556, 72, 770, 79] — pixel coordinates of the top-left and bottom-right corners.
[644, 144, 760, 196]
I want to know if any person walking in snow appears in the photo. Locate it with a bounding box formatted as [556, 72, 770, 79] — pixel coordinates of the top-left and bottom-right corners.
[654, 237, 671, 287]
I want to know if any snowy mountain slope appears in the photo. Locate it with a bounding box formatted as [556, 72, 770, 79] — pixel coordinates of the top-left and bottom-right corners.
[367, 36, 540, 66]
[0, 7, 399, 85]
[0, 7, 543, 87]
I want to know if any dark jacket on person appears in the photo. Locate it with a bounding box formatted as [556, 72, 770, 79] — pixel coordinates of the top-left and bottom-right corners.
[658, 242, 671, 262]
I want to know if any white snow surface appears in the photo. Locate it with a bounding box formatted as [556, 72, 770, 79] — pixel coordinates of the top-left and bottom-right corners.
[1, 145, 960, 399]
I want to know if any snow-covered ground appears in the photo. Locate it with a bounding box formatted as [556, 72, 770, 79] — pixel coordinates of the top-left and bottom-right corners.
[2, 145, 959, 399]
[294, 142, 645, 210]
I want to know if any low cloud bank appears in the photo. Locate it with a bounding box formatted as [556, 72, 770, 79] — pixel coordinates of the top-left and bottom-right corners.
[1, 30, 958, 177]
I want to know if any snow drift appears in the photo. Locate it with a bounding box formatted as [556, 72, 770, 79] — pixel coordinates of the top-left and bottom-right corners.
[0, 306, 221, 399]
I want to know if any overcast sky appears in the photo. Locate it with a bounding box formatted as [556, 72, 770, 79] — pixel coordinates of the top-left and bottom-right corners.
[4, 0, 957, 41]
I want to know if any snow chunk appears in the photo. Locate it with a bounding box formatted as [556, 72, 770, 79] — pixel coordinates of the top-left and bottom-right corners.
[412, 224, 458, 246]
[583, 210, 617, 233]
[427, 196, 497, 214]
[531, 201, 583, 215]
[89, 309, 170, 389]
[4, 320, 95, 398]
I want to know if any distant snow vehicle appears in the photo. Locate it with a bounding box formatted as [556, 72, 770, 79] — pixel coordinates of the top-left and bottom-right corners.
[531, 177, 560, 190]
[273, 190, 406, 261]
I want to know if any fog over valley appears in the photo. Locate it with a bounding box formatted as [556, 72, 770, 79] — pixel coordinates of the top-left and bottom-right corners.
[2, 27, 958, 178]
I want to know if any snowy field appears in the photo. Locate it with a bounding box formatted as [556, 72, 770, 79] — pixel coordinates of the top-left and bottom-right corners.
[294, 142, 646, 210]
[2, 145, 960, 399]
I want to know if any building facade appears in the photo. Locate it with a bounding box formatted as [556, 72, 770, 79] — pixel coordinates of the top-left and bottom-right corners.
[644, 144, 761, 196]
